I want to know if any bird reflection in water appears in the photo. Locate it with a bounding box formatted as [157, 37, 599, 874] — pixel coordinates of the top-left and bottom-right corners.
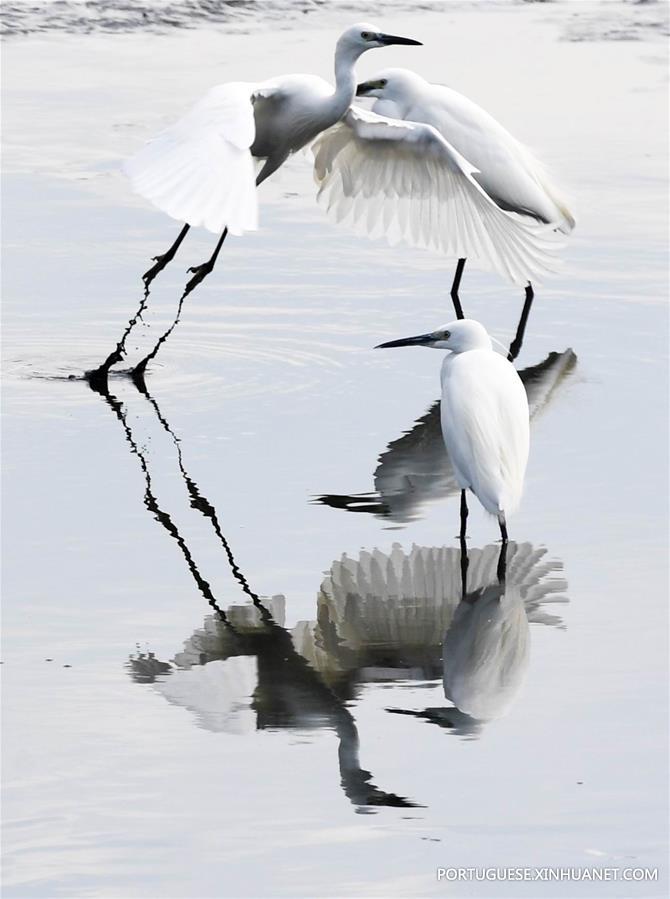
[134, 596, 418, 811]
[91, 373, 567, 812]
[383, 540, 567, 738]
[316, 347, 576, 524]
[91, 373, 417, 811]
[132, 540, 567, 751]
[300, 540, 566, 735]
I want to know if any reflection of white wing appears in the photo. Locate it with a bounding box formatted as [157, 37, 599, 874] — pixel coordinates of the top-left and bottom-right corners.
[125, 82, 258, 234]
[153, 656, 258, 734]
[306, 541, 566, 655]
[313, 107, 561, 285]
[319, 544, 462, 649]
[173, 596, 286, 669]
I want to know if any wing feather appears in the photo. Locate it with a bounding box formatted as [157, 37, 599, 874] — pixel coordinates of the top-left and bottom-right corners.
[313, 107, 562, 285]
[124, 82, 259, 235]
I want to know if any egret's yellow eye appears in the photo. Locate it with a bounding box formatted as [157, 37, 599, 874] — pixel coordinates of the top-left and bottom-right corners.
[443, 330, 451, 340]
[361, 31, 372, 40]
[380, 79, 388, 87]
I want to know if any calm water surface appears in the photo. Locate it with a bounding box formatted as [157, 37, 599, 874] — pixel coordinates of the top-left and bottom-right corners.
[2, 3, 668, 897]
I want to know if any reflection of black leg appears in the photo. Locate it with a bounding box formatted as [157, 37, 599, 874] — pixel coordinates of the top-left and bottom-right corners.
[183, 227, 228, 297]
[459, 490, 469, 598]
[508, 282, 534, 362]
[460, 546, 469, 601]
[450, 258, 466, 320]
[87, 362, 113, 394]
[496, 540, 508, 584]
[143, 223, 190, 289]
[132, 374, 271, 623]
[91, 379, 232, 625]
[131, 228, 229, 379]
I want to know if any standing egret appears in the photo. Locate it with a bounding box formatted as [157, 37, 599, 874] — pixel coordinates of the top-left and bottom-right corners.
[316, 346, 575, 525]
[315, 68, 575, 356]
[377, 319, 529, 543]
[92, 24, 421, 384]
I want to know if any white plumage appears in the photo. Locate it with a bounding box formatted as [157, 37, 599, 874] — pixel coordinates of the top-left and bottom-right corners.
[125, 82, 259, 235]
[314, 67, 574, 285]
[103, 24, 425, 376]
[368, 69, 574, 229]
[124, 25, 422, 237]
[378, 318, 530, 536]
[440, 334, 529, 518]
[314, 106, 560, 285]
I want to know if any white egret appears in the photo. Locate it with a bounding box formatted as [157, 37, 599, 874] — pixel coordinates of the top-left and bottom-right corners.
[95, 23, 421, 382]
[316, 345, 575, 524]
[125, 25, 420, 290]
[315, 68, 575, 355]
[377, 319, 529, 542]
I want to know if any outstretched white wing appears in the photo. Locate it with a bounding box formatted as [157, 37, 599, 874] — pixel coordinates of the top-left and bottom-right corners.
[124, 82, 259, 235]
[313, 107, 562, 285]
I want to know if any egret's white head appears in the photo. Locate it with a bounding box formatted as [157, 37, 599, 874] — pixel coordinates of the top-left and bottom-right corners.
[377, 319, 493, 353]
[336, 23, 422, 59]
[356, 67, 426, 103]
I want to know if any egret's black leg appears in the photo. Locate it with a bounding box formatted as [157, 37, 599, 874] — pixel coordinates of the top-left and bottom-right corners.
[508, 282, 534, 362]
[182, 227, 229, 297]
[87, 282, 153, 391]
[143, 223, 190, 289]
[131, 158, 285, 377]
[450, 258, 466, 320]
[459, 490, 469, 598]
[496, 540, 508, 585]
[87, 224, 192, 389]
[459, 489, 468, 542]
[131, 227, 229, 379]
[499, 513, 508, 545]
[130, 289, 187, 384]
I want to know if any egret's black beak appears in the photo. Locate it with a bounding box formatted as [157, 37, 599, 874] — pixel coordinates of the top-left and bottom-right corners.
[376, 333, 433, 349]
[356, 82, 372, 97]
[377, 33, 422, 46]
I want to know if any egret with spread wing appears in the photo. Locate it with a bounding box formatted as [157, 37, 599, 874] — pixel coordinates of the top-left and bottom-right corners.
[92, 25, 420, 383]
[377, 319, 530, 543]
[128, 30, 422, 292]
[315, 68, 574, 356]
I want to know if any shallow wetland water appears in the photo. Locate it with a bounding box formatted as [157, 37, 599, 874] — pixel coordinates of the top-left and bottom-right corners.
[2, 2, 669, 896]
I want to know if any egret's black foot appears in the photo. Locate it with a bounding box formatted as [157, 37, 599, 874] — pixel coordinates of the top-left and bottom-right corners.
[142, 252, 175, 288]
[184, 261, 215, 296]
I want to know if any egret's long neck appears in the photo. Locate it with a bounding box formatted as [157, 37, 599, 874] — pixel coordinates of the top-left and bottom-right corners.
[453, 333, 493, 353]
[329, 44, 361, 122]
